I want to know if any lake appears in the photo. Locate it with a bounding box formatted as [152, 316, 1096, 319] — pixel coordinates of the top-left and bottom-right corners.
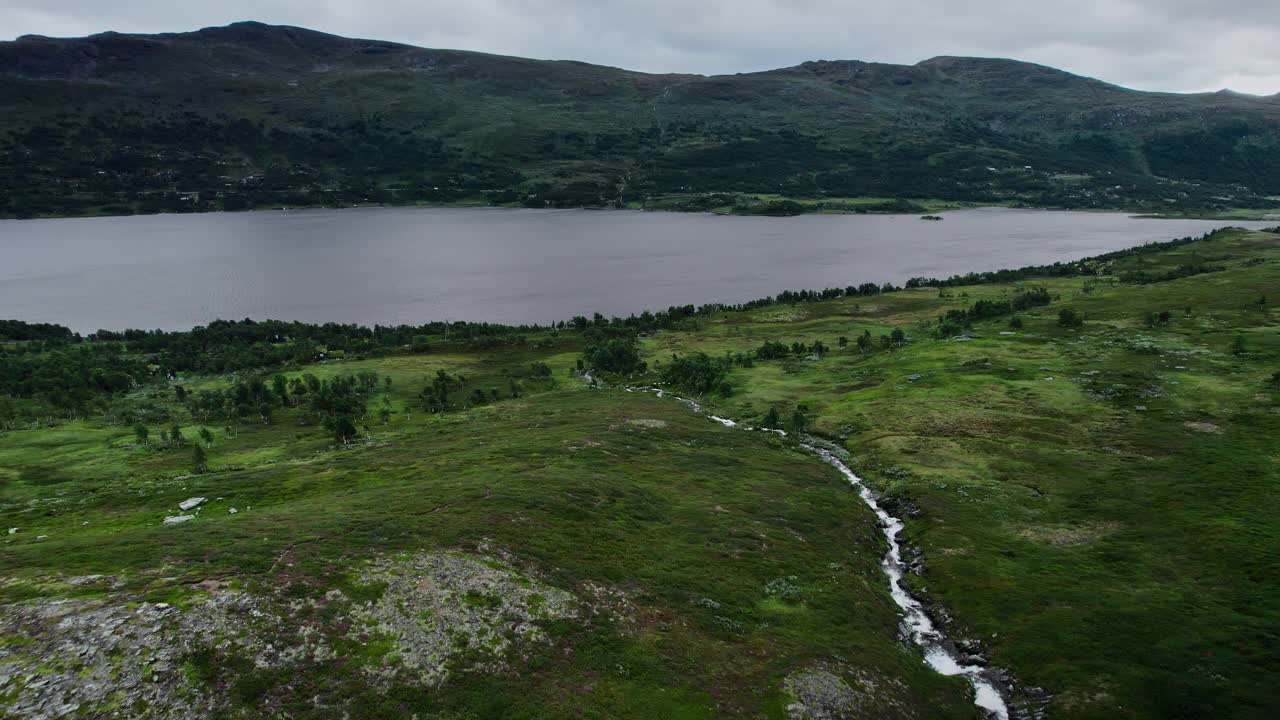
[0, 206, 1269, 333]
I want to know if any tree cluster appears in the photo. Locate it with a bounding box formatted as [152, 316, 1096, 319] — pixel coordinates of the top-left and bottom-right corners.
[660, 353, 731, 395]
[937, 288, 1052, 336]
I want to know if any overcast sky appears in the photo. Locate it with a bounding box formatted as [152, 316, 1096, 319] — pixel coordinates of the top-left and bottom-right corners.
[4, 0, 1278, 95]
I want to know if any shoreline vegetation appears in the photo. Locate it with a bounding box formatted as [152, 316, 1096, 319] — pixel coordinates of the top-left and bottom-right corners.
[3, 226, 1278, 719]
[6, 192, 1280, 222]
[1, 227, 1248, 362]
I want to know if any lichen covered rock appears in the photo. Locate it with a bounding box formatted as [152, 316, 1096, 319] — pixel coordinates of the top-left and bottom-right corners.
[784, 663, 919, 719]
[349, 551, 577, 686]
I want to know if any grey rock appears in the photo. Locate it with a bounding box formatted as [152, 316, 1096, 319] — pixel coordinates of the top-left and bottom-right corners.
[178, 497, 206, 511]
[350, 551, 578, 687]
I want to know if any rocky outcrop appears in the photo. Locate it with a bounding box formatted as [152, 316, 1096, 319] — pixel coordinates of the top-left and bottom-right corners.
[350, 551, 578, 687]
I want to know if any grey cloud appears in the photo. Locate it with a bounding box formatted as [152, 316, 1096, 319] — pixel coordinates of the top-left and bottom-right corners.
[2, 0, 1277, 94]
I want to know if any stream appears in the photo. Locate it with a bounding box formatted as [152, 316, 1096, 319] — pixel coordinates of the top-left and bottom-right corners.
[614, 382, 1013, 719]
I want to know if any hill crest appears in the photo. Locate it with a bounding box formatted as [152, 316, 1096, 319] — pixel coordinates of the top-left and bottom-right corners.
[1, 22, 1278, 219]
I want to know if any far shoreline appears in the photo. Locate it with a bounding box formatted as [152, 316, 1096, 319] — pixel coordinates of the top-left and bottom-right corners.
[4, 194, 1279, 224]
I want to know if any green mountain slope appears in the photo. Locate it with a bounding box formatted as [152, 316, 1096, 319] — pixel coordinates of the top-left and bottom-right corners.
[3, 21, 1279, 217]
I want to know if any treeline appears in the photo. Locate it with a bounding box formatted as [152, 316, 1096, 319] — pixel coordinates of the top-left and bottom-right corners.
[937, 288, 1052, 336]
[758, 329, 905, 358]
[0, 342, 148, 418]
[0, 320, 80, 343]
[904, 228, 1238, 288]
[2, 226, 1248, 420]
[0, 316, 542, 421]
[88, 318, 546, 375]
[12, 227, 1232, 378]
[3, 277, 898, 402]
[1116, 262, 1225, 285]
[566, 282, 900, 337]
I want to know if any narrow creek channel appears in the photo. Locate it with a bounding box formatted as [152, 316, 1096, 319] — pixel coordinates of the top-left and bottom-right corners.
[612, 382, 1012, 719]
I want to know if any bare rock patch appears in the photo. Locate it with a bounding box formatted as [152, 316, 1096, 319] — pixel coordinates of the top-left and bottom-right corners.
[784, 663, 917, 719]
[349, 551, 577, 687]
[0, 590, 280, 719]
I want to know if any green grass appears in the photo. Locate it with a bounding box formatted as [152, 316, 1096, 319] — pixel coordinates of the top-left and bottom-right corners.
[3, 229, 1278, 718]
[0, 368, 971, 718]
[641, 229, 1280, 719]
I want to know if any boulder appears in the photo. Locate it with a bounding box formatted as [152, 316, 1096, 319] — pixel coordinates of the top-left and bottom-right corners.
[178, 497, 206, 511]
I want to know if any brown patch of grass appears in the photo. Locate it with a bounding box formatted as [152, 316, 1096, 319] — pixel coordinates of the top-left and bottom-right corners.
[1019, 522, 1122, 547]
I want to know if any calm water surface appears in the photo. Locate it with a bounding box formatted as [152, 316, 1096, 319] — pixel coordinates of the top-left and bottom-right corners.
[0, 206, 1268, 332]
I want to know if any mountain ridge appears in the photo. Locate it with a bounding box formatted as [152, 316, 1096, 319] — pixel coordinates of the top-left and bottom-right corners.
[2, 21, 1278, 218]
[7, 21, 1274, 97]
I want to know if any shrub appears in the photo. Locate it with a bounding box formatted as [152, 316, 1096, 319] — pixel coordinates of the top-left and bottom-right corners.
[583, 337, 645, 374]
[755, 341, 790, 360]
[712, 615, 745, 633]
[764, 576, 802, 601]
[936, 318, 966, 338]
[661, 353, 729, 395]
[938, 287, 1050, 333]
[191, 444, 208, 473]
[1058, 309, 1084, 328]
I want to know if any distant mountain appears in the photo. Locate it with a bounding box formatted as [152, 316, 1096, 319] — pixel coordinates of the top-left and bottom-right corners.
[2, 21, 1278, 218]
